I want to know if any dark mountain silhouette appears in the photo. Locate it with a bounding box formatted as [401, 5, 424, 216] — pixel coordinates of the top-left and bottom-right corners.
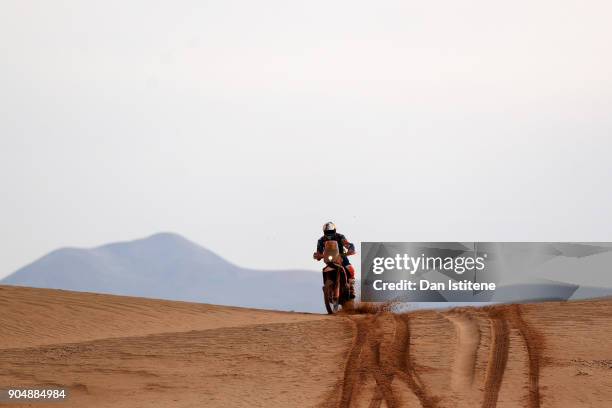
[1, 233, 323, 312]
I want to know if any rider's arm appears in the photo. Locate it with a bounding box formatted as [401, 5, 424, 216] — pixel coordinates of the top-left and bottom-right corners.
[341, 237, 356, 255]
[313, 238, 324, 260]
[317, 238, 324, 254]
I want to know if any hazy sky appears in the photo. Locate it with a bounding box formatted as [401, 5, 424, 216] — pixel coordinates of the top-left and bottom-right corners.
[1, 1, 612, 278]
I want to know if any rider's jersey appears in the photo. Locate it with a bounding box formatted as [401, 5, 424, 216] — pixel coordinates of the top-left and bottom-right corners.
[317, 233, 355, 257]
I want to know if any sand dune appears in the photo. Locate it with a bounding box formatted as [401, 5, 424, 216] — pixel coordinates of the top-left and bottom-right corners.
[0, 286, 610, 407]
[0, 285, 323, 349]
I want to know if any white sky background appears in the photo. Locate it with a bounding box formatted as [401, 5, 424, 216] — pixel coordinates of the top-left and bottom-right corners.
[1, 0, 612, 278]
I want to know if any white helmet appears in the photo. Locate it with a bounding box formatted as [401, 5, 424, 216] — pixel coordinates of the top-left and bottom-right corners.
[323, 221, 336, 235]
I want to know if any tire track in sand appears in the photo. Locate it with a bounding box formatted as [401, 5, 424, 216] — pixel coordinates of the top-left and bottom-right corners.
[443, 311, 481, 402]
[337, 316, 372, 408]
[333, 307, 531, 408]
[481, 309, 510, 408]
[393, 314, 439, 408]
[365, 315, 398, 408]
[508, 305, 541, 408]
[332, 313, 439, 408]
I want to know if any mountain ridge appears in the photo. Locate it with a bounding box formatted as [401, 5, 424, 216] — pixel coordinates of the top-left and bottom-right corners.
[1, 232, 323, 312]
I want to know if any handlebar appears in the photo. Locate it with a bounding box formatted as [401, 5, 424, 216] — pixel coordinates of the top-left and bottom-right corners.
[313, 251, 356, 261]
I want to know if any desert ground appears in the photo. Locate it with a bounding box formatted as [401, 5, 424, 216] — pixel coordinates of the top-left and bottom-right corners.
[0, 285, 610, 407]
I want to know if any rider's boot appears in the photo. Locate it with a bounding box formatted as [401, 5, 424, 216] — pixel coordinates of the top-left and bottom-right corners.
[348, 279, 356, 299]
[346, 265, 356, 299]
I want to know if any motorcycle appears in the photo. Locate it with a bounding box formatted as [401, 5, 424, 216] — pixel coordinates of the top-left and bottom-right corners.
[314, 241, 354, 314]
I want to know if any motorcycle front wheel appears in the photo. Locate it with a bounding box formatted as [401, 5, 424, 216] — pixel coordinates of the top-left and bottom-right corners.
[323, 279, 339, 314]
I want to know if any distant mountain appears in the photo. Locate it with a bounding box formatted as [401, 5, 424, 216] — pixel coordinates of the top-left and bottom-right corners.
[1, 233, 324, 312]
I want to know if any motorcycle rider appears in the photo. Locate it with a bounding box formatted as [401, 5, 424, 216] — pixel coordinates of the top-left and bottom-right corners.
[313, 222, 357, 299]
